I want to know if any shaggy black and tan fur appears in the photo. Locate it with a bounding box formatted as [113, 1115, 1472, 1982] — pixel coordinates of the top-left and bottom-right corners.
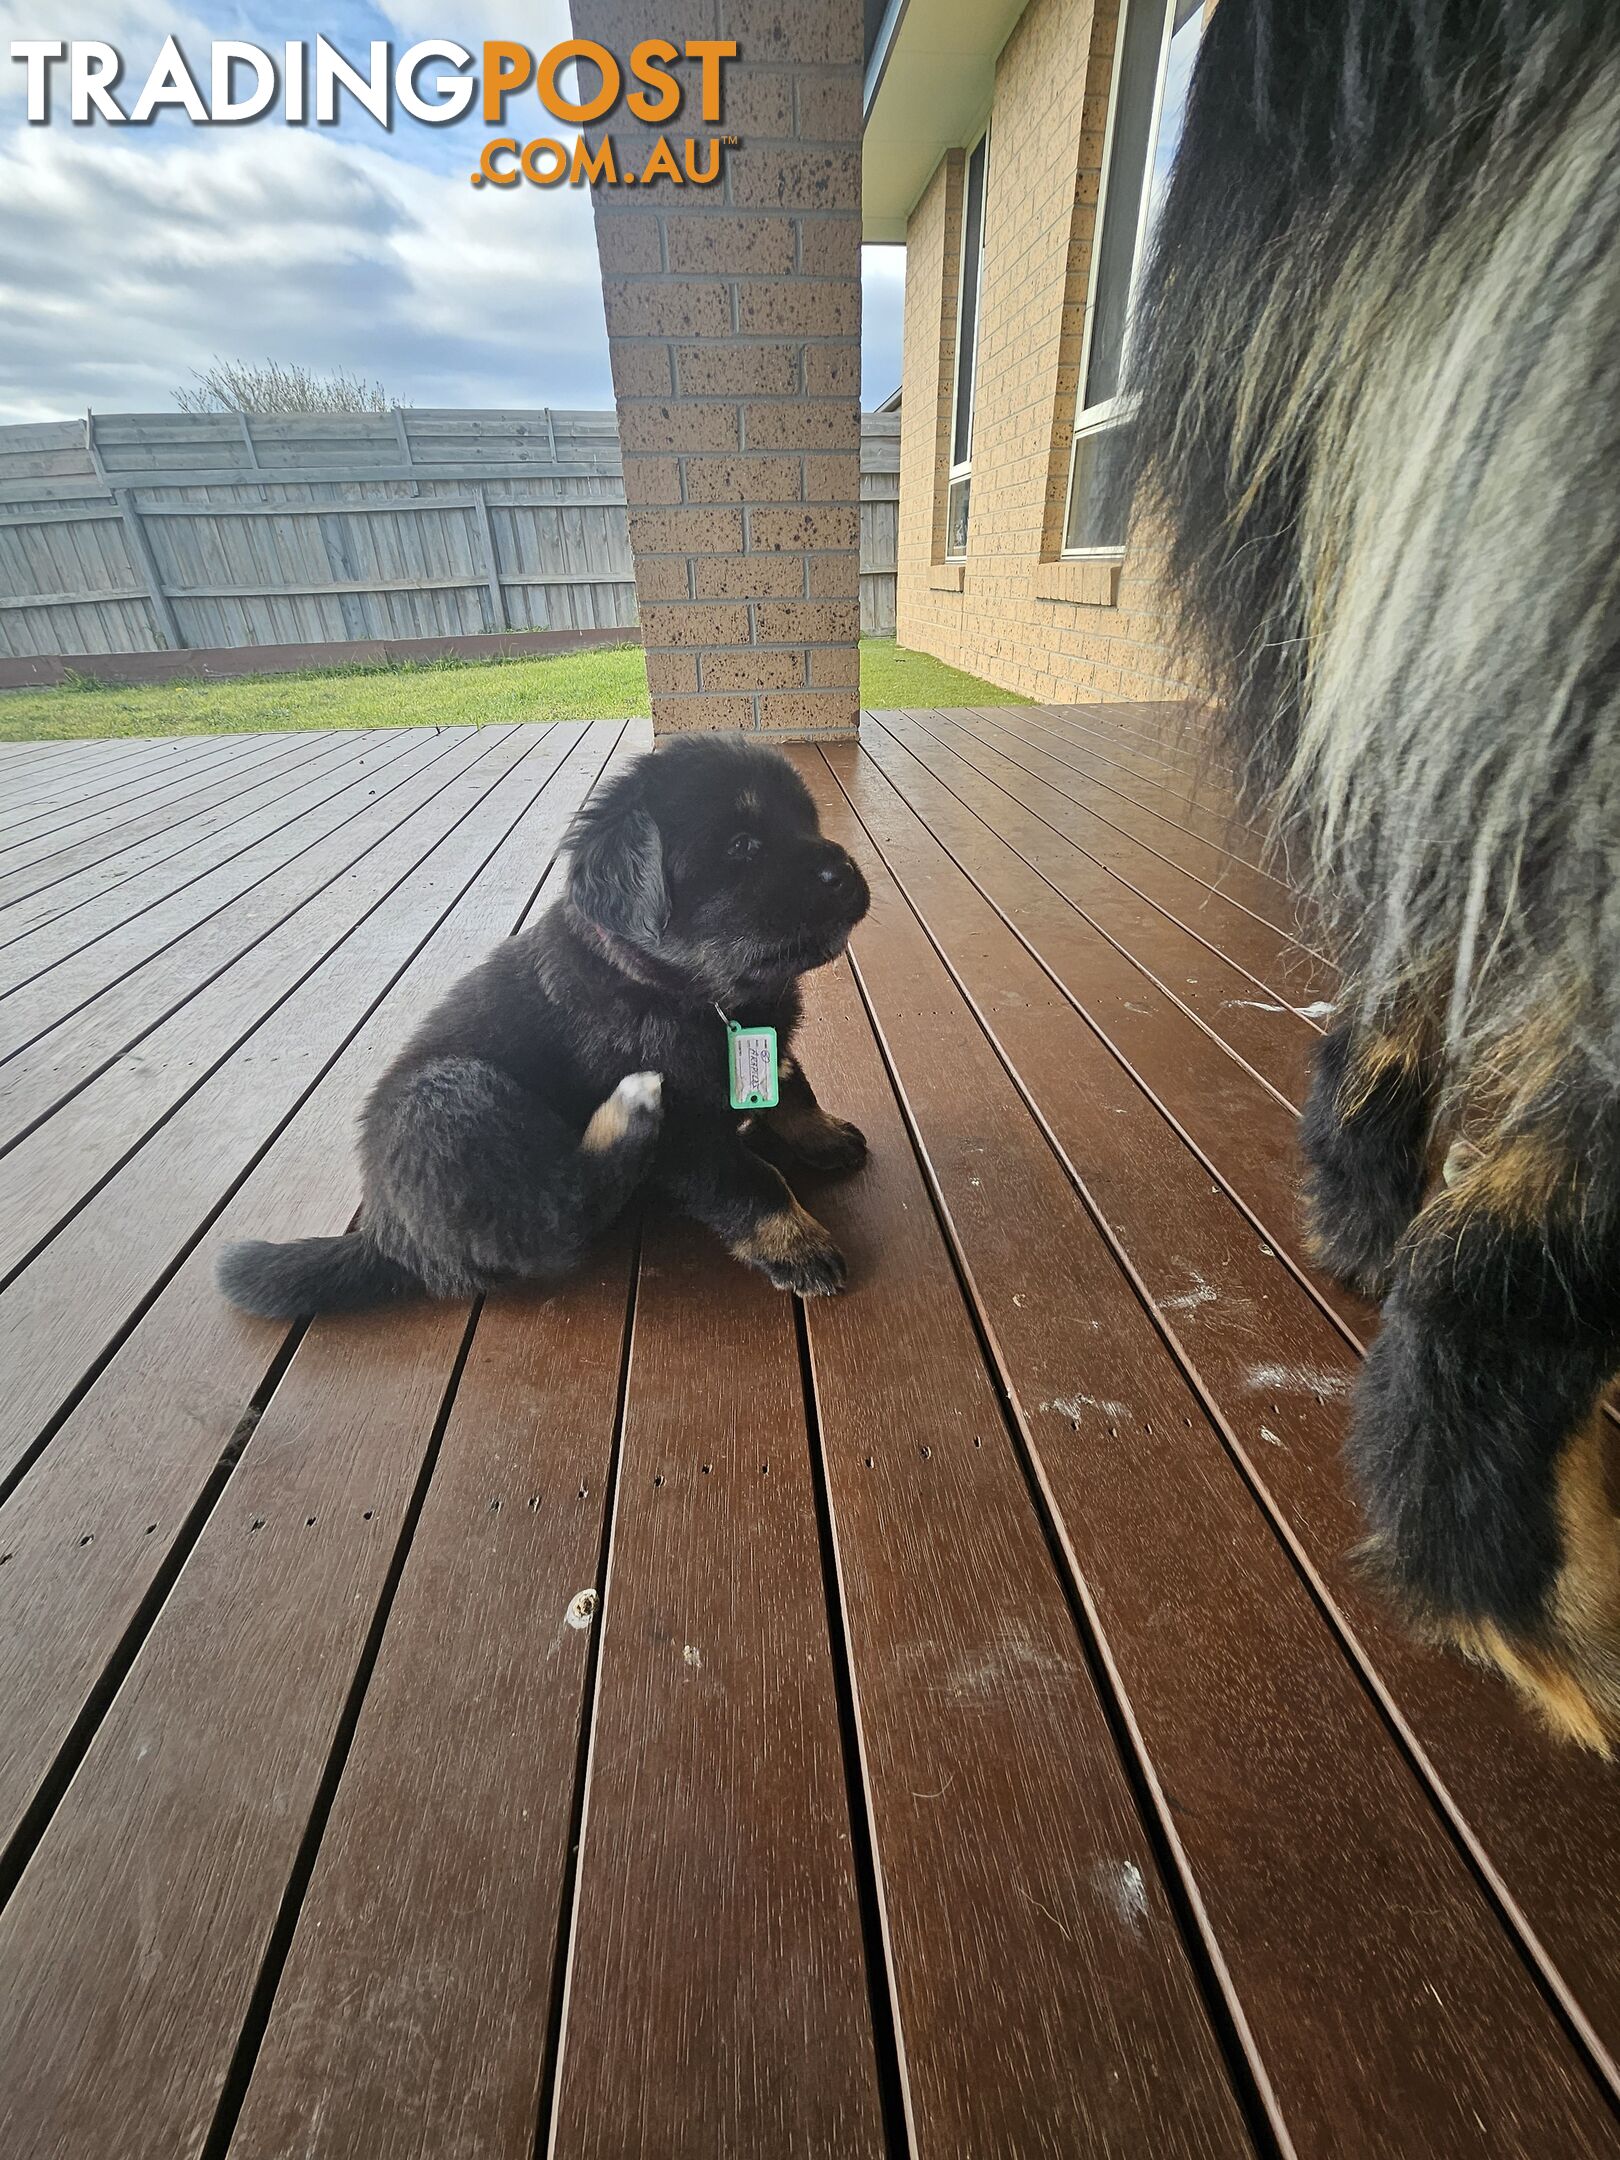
[218, 737, 870, 1318]
[1127, 0, 1620, 1746]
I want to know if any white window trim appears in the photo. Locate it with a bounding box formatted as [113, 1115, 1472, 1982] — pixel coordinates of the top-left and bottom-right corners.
[944, 124, 990, 563]
[1061, 0, 1180, 560]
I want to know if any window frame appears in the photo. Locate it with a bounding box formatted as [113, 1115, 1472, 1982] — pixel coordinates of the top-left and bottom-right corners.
[943, 123, 991, 563]
[1060, 0, 1189, 560]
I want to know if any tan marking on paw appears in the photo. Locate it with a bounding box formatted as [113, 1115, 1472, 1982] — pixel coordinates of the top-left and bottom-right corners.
[733, 1198, 835, 1269]
[1424, 1416, 1620, 1754]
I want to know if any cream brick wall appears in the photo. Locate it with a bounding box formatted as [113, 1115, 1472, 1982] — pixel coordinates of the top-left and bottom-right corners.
[573, 0, 863, 738]
[896, 0, 1197, 706]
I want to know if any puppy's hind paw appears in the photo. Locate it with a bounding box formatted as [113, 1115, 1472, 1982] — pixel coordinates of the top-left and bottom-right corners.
[583, 1070, 664, 1154]
[768, 1242, 848, 1298]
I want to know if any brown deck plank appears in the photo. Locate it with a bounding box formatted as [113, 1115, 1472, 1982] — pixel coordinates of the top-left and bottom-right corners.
[889, 709, 1320, 988]
[859, 724, 1326, 1165]
[0, 729, 427, 1000]
[4, 705, 1618, 2158]
[0, 728, 535, 1255]
[0, 733, 378, 967]
[953, 707, 1288, 892]
[0, 728, 442, 1048]
[1033, 701, 1233, 785]
[0, 730, 322, 874]
[0, 1294, 479, 2160]
[547, 1217, 887, 2158]
[989, 706, 1264, 849]
[807, 745, 1620, 2153]
[791, 959, 1252, 2156]
[830, 729, 1620, 2098]
[830, 734, 1355, 1330]
[0, 724, 631, 1871]
[872, 719, 1328, 1053]
[0, 731, 348, 912]
[224, 1245, 638, 2160]
[0, 726, 616, 1495]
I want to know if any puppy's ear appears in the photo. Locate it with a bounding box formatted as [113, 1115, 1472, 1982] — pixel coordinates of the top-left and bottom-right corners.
[568, 802, 669, 945]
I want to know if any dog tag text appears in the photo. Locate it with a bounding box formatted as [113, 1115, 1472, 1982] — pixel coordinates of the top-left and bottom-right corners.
[726, 1023, 779, 1111]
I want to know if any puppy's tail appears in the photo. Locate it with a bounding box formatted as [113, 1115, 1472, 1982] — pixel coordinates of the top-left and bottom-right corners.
[216, 1231, 422, 1319]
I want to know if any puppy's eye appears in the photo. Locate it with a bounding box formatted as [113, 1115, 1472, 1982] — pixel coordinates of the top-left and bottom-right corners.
[727, 833, 761, 862]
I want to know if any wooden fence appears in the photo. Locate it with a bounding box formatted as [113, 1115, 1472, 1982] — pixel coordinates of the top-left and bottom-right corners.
[0, 408, 901, 660]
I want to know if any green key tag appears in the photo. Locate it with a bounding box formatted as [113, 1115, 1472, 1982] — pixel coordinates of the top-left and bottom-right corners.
[726, 1022, 779, 1111]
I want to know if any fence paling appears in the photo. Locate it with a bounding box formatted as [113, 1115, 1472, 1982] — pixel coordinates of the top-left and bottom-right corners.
[0, 409, 901, 658]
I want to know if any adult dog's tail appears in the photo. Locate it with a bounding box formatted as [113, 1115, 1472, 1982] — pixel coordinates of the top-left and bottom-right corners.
[216, 1232, 422, 1319]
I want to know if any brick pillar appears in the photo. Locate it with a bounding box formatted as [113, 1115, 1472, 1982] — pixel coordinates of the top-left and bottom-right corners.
[570, 1, 863, 738]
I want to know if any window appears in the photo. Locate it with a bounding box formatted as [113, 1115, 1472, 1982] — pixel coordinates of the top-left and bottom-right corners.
[1063, 0, 1203, 555]
[944, 128, 989, 560]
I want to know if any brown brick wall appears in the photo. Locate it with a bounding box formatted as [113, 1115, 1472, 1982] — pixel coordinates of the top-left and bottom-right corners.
[572, 0, 863, 738]
[895, 0, 1197, 706]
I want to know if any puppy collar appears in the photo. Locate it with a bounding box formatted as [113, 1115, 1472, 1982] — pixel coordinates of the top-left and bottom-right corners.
[572, 911, 710, 1008]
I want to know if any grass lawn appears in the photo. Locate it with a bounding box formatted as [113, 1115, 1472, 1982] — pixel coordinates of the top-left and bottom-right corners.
[0, 639, 1027, 743]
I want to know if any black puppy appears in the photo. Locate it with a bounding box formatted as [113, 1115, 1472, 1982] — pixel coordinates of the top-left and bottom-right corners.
[217, 736, 870, 1317]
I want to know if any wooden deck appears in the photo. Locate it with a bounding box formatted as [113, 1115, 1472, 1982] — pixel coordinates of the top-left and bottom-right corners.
[1, 707, 1618, 2158]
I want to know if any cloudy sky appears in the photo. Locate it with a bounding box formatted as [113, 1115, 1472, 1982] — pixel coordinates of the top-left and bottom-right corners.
[0, 0, 906, 425]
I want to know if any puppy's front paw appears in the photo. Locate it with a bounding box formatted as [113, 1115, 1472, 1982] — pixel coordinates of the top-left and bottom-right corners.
[767, 1106, 868, 1173]
[732, 1201, 847, 1297]
[793, 1115, 867, 1174]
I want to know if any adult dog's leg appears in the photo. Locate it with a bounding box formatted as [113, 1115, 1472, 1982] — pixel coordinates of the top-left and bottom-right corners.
[1301, 1009, 1440, 1298]
[1350, 1115, 1620, 1750]
[757, 1055, 867, 1173]
[659, 1118, 846, 1296]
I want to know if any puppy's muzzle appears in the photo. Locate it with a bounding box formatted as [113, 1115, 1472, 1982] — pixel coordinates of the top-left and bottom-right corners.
[815, 843, 868, 920]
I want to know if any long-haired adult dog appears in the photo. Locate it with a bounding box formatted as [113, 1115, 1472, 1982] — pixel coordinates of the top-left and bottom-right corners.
[1127, 0, 1620, 1745]
[218, 737, 869, 1318]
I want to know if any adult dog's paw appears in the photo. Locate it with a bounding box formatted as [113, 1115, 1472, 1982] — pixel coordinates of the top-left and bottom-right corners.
[733, 1201, 848, 1297]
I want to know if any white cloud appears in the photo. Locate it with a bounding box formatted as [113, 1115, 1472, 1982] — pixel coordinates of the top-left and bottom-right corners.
[1, 2, 907, 425]
[0, 111, 611, 421]
[0, 0, 213, 120]
[374, 0, 572, 41]
[862, 242, 904, 405]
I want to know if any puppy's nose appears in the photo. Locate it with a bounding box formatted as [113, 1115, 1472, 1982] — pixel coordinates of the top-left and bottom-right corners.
[816, 846, 858, 893]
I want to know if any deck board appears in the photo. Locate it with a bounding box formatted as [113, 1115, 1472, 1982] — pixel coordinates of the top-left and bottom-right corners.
[792, 953, 1253, 2158]
[548, 1216, 887, 2158]
[0, 739, 384, 968]
[963, 707, 1277, 874]
[0, 733, 335, 892]
[0, 734, 229, 830]
[2, 709, 1619, 2158]
[0, 732, 423, 1000]
[807, 747, 1616, 2152]
[0, 729, 468, 1065]
[229, 1245, 638, 2160]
